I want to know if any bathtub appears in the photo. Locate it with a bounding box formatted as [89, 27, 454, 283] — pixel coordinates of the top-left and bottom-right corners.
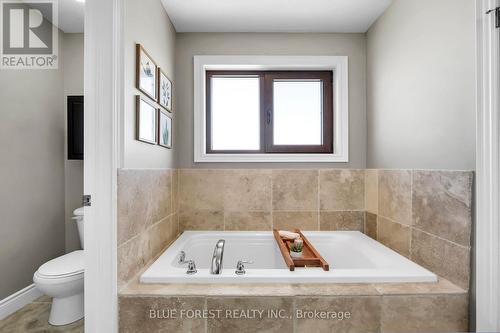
[140, 231, 437, 284]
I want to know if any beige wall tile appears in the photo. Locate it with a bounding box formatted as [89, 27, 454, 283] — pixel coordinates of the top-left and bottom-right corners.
[149, 169, 172, 225]
[179, 169, 224, 211]
[412, 170, 473, 246]
[206, 297, 293, 333]
[381, 294, 468, 333]
[117, 232, 151, 287]
[377, 217, 410, 257]
[411, 228, 470, 290]
[365, 169, 378, 214]
[378, 170, 412, 225]
[224, 211, 272, 231]
[179, 210, 224, 231]
[365, 212, 377, 239]
[119, 296, 206, 332]
[150, 216, 173, 259]
[295, 296, 381, 333]
[117, 170, 152, 245]
[118, 169, 173, 246]
[171, 213, 179, 238]
[320, 211, 364, 231]
[273, 211, 318, 231]
[319, 169, 365, 210]
[272, 170, 318, 211]
[172, 169, 179, 214]
[223, 170, 272, 211]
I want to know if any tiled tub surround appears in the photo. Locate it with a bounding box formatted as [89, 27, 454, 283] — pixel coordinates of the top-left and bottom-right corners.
[117, 168, 473, 288]
[119, 277, 468, 333]
[117, 169, 180, 288]
[178, 169, 366, 232]
[117, 168, 473, 332]
[364, 169, 473, 290]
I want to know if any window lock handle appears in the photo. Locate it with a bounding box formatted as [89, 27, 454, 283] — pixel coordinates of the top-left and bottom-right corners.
[266, 110, 271, 124]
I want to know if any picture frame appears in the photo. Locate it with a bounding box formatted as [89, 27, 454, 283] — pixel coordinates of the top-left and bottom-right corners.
[136, 44, 158, 101]
[136, 95, 158, 145]
[157, 109, 172, 149]
[158, 68, 172, 112]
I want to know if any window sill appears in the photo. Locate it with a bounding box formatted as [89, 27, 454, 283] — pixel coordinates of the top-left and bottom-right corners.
[194, 152, 348, 163]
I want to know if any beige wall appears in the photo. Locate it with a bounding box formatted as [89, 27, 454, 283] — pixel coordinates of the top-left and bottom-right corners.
[0, 34, 65, 299]
[366, 0, 475, 169]
[63, 33, 84, 252]
[122, 0, 176, 168]
[175, 33, 367, 168]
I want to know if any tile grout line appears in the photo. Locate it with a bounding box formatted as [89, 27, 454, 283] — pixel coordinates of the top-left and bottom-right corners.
[411, 225, 472, 250]
[409, 169, 413, 259]
[222, 170, 226, 231]
[317, 169, 320, 230]
[204, 297, 208, 333]
[170, 169, 173, 224]
[364, 170, 367, 234]
[376, 169, 380, 240]
[270, 170, 274, 230]
[377, 210, 470, 250]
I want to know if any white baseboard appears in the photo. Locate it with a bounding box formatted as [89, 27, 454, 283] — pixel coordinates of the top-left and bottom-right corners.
[0, 284, 43, 320]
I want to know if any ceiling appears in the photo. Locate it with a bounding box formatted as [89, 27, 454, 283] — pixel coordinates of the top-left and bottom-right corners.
[161, 0, 392, 33]
[58, 0, 84, 33]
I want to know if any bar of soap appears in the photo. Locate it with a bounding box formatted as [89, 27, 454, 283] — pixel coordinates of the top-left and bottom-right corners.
[279, 230, 300, 240]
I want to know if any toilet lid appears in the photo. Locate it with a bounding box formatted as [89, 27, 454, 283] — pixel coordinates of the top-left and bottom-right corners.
[38, 250, 84, 278]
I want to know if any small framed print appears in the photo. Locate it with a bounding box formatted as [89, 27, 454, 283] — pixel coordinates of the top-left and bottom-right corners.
[136, 44, 158, 101]
[158, 68, 172, 111]
[136, 95, 157, 144]
[158, 109, 172, 148]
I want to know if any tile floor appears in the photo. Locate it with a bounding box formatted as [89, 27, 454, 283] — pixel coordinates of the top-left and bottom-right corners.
[0, 296, 84, 332]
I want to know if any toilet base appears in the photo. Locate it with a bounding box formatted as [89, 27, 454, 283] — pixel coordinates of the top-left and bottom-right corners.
[49, 292, 84, 326]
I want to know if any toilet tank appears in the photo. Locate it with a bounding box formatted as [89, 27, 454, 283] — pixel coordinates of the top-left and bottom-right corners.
[73, 207, 84, 249]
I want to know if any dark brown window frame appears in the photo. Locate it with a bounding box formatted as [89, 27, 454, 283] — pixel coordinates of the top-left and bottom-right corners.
[206, 70, 333, 154]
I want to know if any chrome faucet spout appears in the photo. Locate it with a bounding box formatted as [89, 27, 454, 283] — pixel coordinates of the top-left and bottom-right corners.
[210, 239, 225, 274]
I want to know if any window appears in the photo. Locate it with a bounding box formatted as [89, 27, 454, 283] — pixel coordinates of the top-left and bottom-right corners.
[206, 71, 333, 154]
[194, 55, 348, 162]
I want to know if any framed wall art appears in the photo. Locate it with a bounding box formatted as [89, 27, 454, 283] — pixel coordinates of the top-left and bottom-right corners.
[136, 95, 158, 144]
[136, 44, 158, 101]
[157, 109, 172, 148]
[158, 68, 172, 112]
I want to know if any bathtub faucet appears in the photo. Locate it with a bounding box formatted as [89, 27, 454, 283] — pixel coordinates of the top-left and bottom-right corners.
[210, 239, 225, 274]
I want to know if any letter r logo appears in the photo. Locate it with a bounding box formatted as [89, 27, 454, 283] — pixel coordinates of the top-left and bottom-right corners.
[2, 1, 53, 54]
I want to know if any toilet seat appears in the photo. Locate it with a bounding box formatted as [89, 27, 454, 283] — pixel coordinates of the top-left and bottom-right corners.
[36, 250, 84, 279]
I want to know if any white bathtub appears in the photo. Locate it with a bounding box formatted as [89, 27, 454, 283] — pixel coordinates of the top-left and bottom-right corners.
[140, 231, 437, 284]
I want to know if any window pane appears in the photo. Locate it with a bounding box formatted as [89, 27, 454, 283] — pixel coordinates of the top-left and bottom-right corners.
[273, 80, 323, 145]
[211, 77, 260, 150]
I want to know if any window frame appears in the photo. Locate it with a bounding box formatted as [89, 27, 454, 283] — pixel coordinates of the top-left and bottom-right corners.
[205, 71, 266, 154]
[206, 70, 333, 154]
[194, 55, 349, 163]
[263, 71, 333, 154]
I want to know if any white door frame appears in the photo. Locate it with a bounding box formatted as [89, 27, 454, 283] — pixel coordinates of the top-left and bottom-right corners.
[81, 0, 500, 331]
[84, 0, 123, 331]
[476, 0, 500, 331]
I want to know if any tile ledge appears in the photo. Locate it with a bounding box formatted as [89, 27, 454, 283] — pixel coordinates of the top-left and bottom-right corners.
[119, 277, 466, 297]
[373, 277, 467, 296]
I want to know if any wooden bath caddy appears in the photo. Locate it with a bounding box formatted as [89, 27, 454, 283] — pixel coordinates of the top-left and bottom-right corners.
[273, 229, 329, 271]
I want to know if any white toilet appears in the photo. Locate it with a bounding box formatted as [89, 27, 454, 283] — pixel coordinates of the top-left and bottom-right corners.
[33, 207, 84, 326]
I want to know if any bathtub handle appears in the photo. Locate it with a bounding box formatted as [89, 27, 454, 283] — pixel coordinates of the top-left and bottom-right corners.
[185, 260, 197, 275]
[235, 260, 253, 275]
[178, 251, 187, 264]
